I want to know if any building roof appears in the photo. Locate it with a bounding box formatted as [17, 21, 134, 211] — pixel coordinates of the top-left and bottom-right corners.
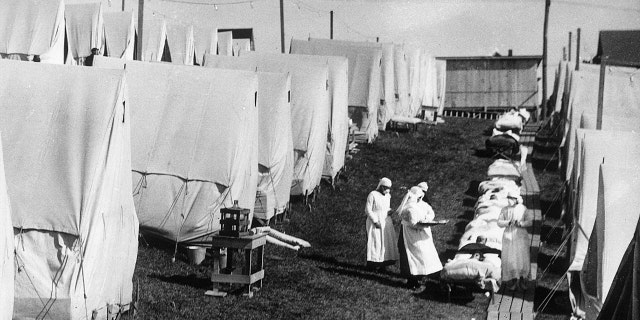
[593, 30, 640, 66]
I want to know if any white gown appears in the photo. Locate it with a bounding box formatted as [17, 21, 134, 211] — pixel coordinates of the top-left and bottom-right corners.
[401, 201, 442, 275]
[497, 203, 532, 281]
[365, 190, 399, 262]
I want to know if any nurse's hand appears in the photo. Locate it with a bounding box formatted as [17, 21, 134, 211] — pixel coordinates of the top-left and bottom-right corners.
[374, 222, 381, 229]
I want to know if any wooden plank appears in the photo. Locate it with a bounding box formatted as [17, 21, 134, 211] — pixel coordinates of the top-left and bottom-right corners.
[210, 270, 264, 284]
[510, 285, 526, 312]
[487, 310, 500, 320]
[498, 290, 514, 313]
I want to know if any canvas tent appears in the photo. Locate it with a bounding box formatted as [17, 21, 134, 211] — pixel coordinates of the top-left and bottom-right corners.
[141, 18, 168, 62]
[394, 45, 411, 118]
[0, 135, 13, 320]
[568, 130, 640, 272]
[203, 54, 295, 220]
[65, 3, 105, 63]
[94, 56, 259, 244]
[561, 64, 640, 181]
[592, 208, 640, 320]
[218, 31, 233, 56]
[269, 45, 350, 182]
[307, 38, 395, 130]
[193, 25, 217, 65]
[0, 59, 138, 319]
[233, 38, 251, 56]
[0, 0, 65, 64]
[103, 11, 135, 60]
[166, 23, 195, 65]
[289, 39, 381, 143]
[240, 52, 331, 196]
[435, 59, 447, 117]
[580, 164, 640, 320]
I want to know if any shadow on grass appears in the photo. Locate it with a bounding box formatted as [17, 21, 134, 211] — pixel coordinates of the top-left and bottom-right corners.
[462, 197, 477, 208]
[148, 273, 211, 290]
[465, 181, 482, 198]
[534, 287, 572, 315]
[537, 252, 568, 275]
[473, 148, 495, 159]
[299, 252, 407, 286]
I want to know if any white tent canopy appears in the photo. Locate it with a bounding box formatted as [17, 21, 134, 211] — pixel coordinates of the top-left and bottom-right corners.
[0, 59, 138, 319]
[0, 135, 13, 320]
[289, 39, 381, 143]
[307, 38, 395, 130]
[394, 45, 411, 118]
[142, 18, 168, 62]
[166, 23, 195, 65]
[65, 3, 104, 60]
[580, 164, 640, 320]
[264, 47, 349, 181]
[562, 64, 640, 181]
[240, 52, 331, 196]
[202, 54, 295, 220]
[193, 25, 217, 65]
[94, 56, 259, 243]
[0, 0, 65, 63]
[217, 31, 233, 56]
[568, 130, 640, 272]
[103, 11, 135, 60]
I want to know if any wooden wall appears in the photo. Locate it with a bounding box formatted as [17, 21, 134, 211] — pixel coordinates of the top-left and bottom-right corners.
[444, 57, 541, 110]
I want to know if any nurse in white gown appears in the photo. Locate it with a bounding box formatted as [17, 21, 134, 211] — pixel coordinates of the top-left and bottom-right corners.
[365, 177, 399, 271]
[397, 185, 443, 289]
[497, 192, 532, 291]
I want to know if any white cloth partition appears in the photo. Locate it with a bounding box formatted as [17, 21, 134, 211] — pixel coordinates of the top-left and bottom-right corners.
[103, 11, 135, 60]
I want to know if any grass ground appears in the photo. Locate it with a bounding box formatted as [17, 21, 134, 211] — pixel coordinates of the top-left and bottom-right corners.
[131, 117, 570, 320]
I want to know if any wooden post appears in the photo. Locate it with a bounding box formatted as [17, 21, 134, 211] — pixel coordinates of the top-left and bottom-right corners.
[280, 0, 285, 53]
[330, 11, 333, 39]
[596, 57, 607, 130]
[541, 0, 550, 119]
[122, 0, 125, 11]
[137, 0, 144, 60]
[568, 31, 572, 61]
[576, 28, 581, 70]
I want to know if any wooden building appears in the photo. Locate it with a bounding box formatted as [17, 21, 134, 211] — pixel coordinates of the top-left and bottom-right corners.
[439, 55, 542, 112]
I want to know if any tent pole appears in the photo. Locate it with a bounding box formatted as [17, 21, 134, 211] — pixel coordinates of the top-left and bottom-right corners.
[137, 0, 144, 60]
[575, 28, 581, 70]
[330, 11, 333, 39]
[568, 32, 571, 61]
[596, 57, 607, 130]
[541, 0, 550, 119]
[122, 0, 125, 11]
[280, 0, 285, 53]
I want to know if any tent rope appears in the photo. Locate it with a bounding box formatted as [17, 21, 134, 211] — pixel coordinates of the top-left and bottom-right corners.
[538, 224, 574, 280]
[158, 182, 186, 229]
[535, 272, 568, 317]
[173, 181, 189, 261]
[14, 229, 48, 315]
[541, 182, 567, 243]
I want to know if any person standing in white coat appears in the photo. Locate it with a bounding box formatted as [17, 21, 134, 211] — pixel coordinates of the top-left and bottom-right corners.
[397, 186, 443, 290]
[497, 192, 532, 291]
[365, 177, 399, 272]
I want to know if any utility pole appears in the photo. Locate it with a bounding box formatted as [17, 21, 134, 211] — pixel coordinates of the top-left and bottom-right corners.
[576, 28, 581, 70]
[137, 0, 144, 60]
[280, 0, 285, 53]
[541, 0, 550, 119]
[568, 32, 572, 61]
[330, 11, 333, 39]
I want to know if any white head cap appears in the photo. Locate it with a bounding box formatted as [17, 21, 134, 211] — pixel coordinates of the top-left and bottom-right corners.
[379, 177, 392, 188]
[417, 182, 429, 193]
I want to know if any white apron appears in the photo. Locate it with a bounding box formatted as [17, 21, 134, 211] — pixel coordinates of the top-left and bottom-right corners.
[498, 204, 532, 281]
[365, 190, 399, 262]
[401, 202, 442, 275]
